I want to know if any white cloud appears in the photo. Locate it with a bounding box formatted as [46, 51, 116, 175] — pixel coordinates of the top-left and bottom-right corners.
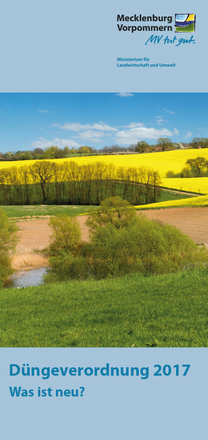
[124, 122, 144, 128]
[115, 126, 174, 145]
[156, 118, 166, 125]
[38, 109, 50, 113]
[116, 92, 134, 97]
[41, 120, 179, 147]
[78, 130, 106, 143]
[92, 123, 117, 132]
[59, 122, 85, 131]
[173, 128, 179, 134]
[155, 116, 168, 125]
[163, 109, 175, 115]
[185, 131, 192, 138]
[59, 122, 117, 132]
[31, 137, 81, 149]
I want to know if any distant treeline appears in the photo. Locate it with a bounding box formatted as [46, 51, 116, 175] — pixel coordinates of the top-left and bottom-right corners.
[0, 145, 135, 161]
[0, 161, 161, 206]
[0, 137, 207, 162]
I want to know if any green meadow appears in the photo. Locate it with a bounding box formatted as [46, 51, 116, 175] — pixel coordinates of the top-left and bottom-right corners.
[158, 189, 193, 203]
[0, 188, 193, 219]
[1, 205, 98, 218]
[0, 268, 208, 347]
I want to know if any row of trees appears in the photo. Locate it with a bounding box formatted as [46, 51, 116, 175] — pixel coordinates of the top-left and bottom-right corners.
[0, 146, 96, 161]
[0, 144, 136, 161]
[135, 138, 175, 153]
[1, 137, 208, 162]
[0, 161, 161, 206]
[189, 138, 208, 149]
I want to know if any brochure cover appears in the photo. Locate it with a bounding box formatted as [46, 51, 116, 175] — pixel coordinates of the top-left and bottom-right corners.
[0, 1, 207, 439]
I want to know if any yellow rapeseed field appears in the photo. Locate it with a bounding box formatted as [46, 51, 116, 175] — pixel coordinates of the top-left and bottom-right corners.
[1, 148, 208, 194]
[2, 149, 208, 177]
[135, 194, 208, 210]
[162, 177, 208, 195]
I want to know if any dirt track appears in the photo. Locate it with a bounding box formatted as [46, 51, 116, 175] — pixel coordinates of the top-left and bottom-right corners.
[16, 207, 208, 254]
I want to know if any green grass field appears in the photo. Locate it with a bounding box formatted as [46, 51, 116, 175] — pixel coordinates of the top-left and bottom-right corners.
[159, 190, 193, 203]
[1, 268, 208, 347]
[0, 205, 99, 218]
[0, 189, 194, 218]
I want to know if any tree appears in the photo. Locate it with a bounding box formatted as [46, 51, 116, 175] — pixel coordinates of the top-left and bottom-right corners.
[42, 146, 59, 159]
[29, 161, 55, 201]
[190, 138, 208, 149]
[186, 157, 208, 177]
[157, 138, 173, 151]
[48, 215, 82, 256]
[1, 166, 23, 204]
[79, 146, 92, 154]
[19, 151, 33, 160]
[0, 209, 18, 287]
[4, 151, 14, 160]
[135, 141, 149, 153]
[20, 165, 32, 204]
[85, 196, 137, 234]
[55, 146, 71, 158]
[45, 215, 86, 282]
[32, 148, 44, 156]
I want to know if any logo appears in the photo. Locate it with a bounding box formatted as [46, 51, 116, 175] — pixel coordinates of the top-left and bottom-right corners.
[175, 14, 196, 32]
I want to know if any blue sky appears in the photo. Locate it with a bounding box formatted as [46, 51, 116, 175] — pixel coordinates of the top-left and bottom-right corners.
[0, 93, 208, 153]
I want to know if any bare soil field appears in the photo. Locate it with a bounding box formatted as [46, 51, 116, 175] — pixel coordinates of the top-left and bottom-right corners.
[14, 207, 208, 270]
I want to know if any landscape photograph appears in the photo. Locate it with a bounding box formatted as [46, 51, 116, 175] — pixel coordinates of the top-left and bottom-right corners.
[0, 92, 208, 347]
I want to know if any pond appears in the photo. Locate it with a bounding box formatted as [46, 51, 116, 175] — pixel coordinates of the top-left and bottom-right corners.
[5, 267, 47, 288]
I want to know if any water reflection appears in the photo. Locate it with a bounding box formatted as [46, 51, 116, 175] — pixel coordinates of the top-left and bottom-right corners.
[5, 268, 47, 288]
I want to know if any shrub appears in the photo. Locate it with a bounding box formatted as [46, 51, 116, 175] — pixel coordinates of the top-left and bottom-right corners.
[180, 166, 193, 178]
[166, 170, 177, 178]
[81, 225, 142, 279]
[86, 196, 137, 234]
[45, 197, 208, 282]
[44, 252, 87, 282]
[83, 215, 207, 278]
[0, 208, 18, 287]
[45, 215, 86, 283]
[166, 167, 193, 178]
[150, 220, 206, 272]
[48, 215, 81, 256]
